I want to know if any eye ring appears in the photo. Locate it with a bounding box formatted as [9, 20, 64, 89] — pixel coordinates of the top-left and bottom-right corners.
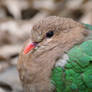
[46, 31, 54, 38]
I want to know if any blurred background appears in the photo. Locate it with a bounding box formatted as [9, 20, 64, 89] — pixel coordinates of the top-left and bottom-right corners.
[0, 0, 92, 92]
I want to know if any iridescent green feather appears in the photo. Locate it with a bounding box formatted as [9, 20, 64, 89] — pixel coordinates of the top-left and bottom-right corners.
[84, 24, 92, 30]
[51, 24, 92, 92]
[51, 67, 64, 92]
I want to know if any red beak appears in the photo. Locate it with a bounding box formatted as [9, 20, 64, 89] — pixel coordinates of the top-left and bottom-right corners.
[23, 43, 36, 54]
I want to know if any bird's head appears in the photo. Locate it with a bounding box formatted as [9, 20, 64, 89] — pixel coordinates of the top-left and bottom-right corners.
[23, 16, 86, 54]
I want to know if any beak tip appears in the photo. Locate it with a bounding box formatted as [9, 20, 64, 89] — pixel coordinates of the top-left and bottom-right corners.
[23, 43, 36, 54]
[23, 51, 27, 54]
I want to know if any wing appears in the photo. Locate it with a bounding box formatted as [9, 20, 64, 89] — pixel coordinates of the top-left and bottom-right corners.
[51, 24, 92, 92]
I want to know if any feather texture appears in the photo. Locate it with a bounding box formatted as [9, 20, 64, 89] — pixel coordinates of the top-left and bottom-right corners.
[51, 24, 92, 92]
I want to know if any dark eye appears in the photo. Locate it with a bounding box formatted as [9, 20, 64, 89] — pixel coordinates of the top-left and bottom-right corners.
[46, 31, 54, 38]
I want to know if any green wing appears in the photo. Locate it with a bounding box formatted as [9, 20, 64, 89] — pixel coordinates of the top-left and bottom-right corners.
[51, 67, 64, 92]
[51, 24, 92, 92]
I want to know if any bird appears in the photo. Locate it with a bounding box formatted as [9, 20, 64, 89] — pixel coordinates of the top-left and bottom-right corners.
[17, 16, 92, 92]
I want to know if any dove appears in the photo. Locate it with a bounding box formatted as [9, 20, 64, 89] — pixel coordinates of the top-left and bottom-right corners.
[17, 16, 92, 92]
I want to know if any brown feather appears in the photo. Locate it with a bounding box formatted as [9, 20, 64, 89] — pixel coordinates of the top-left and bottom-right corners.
[17, 16, 88, 92]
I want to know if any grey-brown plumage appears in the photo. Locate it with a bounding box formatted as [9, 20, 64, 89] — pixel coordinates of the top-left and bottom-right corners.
[17, 16, 88, 92]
